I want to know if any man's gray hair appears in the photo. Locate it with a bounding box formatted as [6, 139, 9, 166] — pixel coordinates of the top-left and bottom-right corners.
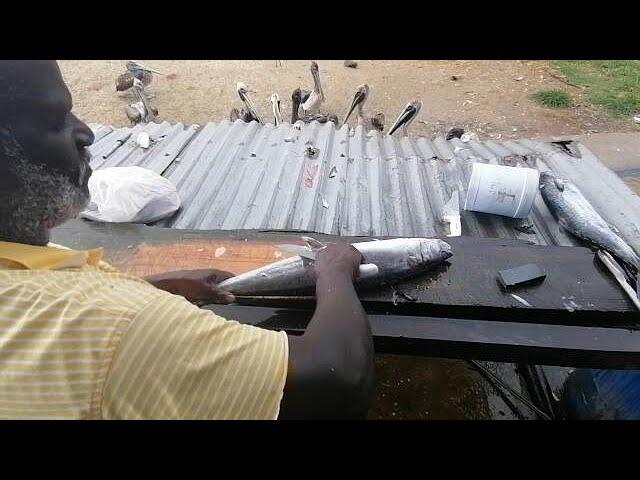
[0, 126, 89, 245]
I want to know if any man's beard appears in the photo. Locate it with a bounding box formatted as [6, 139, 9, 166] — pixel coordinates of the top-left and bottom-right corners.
[0, 156, 90, 246]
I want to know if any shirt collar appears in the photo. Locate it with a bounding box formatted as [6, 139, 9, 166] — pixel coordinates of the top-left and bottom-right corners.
[0, 241, 104, 270]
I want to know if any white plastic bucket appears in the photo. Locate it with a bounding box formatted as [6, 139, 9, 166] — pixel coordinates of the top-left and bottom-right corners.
[464, 163, 540, 218]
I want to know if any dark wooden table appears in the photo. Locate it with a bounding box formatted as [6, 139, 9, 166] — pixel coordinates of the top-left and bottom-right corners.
[52, 219, 640, 369]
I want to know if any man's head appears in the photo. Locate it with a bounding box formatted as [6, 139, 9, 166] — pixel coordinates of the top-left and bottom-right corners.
[0, 61, 94, 245]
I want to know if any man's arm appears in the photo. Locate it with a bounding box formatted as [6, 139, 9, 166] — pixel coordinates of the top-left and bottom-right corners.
[144, 269, 235, 305]
[278, 244, 375, 419]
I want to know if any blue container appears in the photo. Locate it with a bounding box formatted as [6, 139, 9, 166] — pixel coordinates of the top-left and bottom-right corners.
[562, 369, 640, 420]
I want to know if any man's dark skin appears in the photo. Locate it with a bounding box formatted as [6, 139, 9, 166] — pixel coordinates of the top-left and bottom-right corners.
[0, 61, 374, 419]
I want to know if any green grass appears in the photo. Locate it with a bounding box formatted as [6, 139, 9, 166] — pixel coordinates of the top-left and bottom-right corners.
[532, 89, 573, 108]
[552, 60, 640, 116]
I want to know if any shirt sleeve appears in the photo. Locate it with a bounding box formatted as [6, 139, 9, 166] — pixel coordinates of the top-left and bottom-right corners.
[101, 292, 289, 420]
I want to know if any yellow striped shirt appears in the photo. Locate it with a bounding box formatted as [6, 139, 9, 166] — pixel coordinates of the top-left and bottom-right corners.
[0, 241, 288, 419]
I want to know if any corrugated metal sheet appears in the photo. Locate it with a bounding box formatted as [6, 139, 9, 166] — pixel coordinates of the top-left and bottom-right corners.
[87, 121, 640, 255]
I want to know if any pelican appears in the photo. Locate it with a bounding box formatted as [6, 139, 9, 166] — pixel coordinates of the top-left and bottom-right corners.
[387, 101, 423, 136]
[270, 93, 283, 126]
[446, 127, 465, 140]
[232, 82, 263, 124]
[291, 88, 338, 124]
[116, 60, 162, 94]
[124, 78, 158, 125]
[290, 88, 311, 123]
[301, 61, 325, 115]
[342, 84, 385, 132]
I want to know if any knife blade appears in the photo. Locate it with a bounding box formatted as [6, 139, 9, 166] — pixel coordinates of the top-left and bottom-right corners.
[276, 244, 379, 279]
[597, 250, 640, 310]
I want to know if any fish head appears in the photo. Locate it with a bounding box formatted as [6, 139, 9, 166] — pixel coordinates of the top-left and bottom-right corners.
[540, 171, 566, 192]
[419, 239, 453, 263]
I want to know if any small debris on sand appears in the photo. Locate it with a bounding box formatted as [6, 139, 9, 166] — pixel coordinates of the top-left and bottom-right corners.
[344, 60, 358, 69]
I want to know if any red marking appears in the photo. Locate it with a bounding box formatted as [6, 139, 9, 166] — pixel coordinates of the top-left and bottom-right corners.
[303, 164, 319, 188]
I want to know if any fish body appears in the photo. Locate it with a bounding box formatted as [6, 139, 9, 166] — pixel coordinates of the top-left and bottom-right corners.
[539, 171, 640, 270]
[218, 238, 453, 296]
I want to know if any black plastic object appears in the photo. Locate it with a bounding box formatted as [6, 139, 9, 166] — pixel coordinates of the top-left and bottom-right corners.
[498, 264, 546, 289]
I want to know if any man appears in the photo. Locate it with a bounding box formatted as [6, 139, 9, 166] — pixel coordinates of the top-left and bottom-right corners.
[0, 60, 374, 419]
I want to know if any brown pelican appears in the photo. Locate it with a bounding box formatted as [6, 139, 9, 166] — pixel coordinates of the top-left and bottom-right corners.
[270, 93, 283, 126]
[116, 60, 162, 94]
[301, 61, 325, 115]
[342, 84, 385, 132]
[232, 82, 263, 124]
[124, 78, 158, 125]
[291, 89, 338, 124]
[387, 101, 423, 136]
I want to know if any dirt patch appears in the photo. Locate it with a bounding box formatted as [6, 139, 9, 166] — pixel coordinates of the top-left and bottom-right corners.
[368, 355, 490, 420]
[58, 60, 635, 140]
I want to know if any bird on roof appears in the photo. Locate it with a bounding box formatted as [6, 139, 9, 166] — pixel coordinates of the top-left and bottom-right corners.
[290, 87, 311, 123]
[446, 127, 465, 140]
[270, 93, 283, 126]
[231, 82, 263, 124]
[124, 78, 158, 125]
[291, 88, 338, 125]
[116, 60, 162, 96]
[301, 61, 325, 115]
[342, 84, 385, 132]
[387, 100, 423, 136]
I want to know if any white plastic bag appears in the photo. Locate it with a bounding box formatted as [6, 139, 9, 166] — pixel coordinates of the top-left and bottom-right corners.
[81, 166, 181, 223]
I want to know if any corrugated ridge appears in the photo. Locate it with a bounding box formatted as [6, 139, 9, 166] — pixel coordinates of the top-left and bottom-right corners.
[87, 122, 640, 256]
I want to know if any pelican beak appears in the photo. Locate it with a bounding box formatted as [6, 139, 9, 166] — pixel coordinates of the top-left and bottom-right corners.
[133, 61, 163, 75]
[313, 67, 325, 102]
[342, 89, 365, 126]
[239, 90, 264, 125]
[387, 103, 417, 136]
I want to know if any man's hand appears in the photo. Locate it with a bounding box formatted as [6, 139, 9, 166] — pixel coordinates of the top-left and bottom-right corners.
[144, 269, 236, 306]
[313, 243, 363, 281]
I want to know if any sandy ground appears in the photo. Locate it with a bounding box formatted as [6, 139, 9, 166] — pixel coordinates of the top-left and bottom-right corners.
[59, 60, 637, 140]
[57, 60, 639, 419]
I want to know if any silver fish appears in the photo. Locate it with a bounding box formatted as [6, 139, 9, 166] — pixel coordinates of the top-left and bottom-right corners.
[539, 171, 640, 271]
[218, 237, 453, 296]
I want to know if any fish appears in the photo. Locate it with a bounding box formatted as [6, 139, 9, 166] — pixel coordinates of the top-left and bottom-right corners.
[217, 237, 453, 296]
[539, 171, 640, 272]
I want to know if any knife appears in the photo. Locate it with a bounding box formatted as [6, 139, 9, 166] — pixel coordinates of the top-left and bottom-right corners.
[277, 242, 379, 280]
[596, 250, 640, 310]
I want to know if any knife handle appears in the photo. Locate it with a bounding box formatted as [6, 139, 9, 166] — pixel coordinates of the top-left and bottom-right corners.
[357, 263, 379, 279]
